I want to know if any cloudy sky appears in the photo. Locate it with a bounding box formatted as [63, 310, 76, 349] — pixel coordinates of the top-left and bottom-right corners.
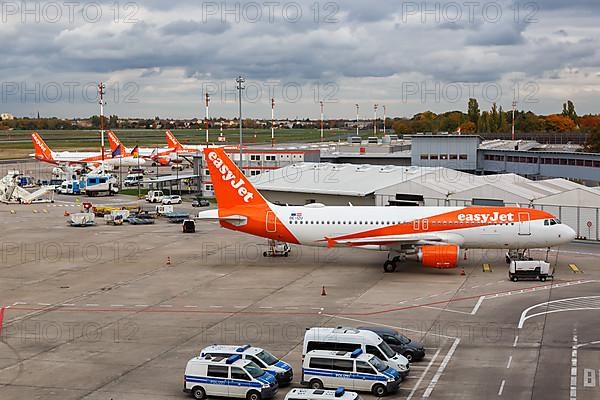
[1, 0, 599, 119]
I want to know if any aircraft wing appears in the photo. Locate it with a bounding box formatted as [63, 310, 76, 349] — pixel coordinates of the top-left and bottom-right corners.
[195, 209, 248, 226]
[324, 234, 447, 248]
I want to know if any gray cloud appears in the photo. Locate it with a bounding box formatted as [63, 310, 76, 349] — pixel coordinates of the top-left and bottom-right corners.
[1, 0, 599, 117]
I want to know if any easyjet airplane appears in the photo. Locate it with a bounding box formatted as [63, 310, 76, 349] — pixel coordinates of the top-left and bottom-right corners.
[31, 132, 145, 168]
[107, 130, 175, 166]
[198, 148, 576, 272]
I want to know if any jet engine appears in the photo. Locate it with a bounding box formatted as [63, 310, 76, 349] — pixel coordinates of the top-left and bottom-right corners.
[417, 244, 460, 269]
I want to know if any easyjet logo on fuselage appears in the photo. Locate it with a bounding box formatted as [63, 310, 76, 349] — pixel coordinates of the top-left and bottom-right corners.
[207, 151, 254, 203]
[457, 211, 515, 223]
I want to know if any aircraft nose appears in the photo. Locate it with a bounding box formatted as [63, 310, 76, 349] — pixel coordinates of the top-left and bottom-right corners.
[562, 225, 577, 242]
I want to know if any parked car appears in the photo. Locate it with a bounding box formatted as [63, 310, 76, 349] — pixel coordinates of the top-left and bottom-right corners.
[192, 199, 210, 207]
[162, 195, 182, 205]
[145, 190, 164, 203]
[358, 326, 425, 362]
[129, 167, 145, 174]
[171, 164, 185, 171]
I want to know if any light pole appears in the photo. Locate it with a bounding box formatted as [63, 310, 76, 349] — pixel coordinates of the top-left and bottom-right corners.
[512, 101, 517, 141]
[236, 76, 245, 169]
[271, 98, 275, 147]
[98, 82, 106, 164]
[373, 104, 378, 136]
[355, 104, 359, 136]
[205, 92, 210, 146]
[320, 101, 324, 142]
[382, 105, 386, 135]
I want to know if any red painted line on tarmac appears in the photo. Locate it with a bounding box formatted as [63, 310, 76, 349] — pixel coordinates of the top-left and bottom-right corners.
[2, 279, 589, 318]
[0, 307, 5, 336]
[4, 307, 318, 316]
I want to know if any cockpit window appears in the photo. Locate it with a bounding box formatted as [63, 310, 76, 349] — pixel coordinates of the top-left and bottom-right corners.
[550, 219, 557, 225]
[544, 220, 549, 226]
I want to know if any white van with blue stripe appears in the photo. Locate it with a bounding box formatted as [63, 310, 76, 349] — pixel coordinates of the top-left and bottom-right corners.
[301, 349, 401, 397]
[201, 344, 293, 385]
[184, 354, 279, 400]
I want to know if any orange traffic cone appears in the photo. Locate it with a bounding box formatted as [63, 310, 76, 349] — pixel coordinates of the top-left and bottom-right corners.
[460, 268, 466, 276]
[64, 211, 70, 217]
[321, 286, 327, 296]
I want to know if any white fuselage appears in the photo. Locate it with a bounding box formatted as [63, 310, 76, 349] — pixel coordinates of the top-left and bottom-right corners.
[267, 205, 575, 250]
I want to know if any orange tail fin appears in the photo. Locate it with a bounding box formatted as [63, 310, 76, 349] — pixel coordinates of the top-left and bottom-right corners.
[31, 132, 54, 161]
[165, 130, 184, 151]
[107, 130, 121, 153]
[203, 147, 298, 243]
[204, 148, 267, 209]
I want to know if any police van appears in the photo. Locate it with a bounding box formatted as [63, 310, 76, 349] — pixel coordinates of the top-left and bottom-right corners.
[183, 354, 279, 400]
[284, 387, 361, 400]
[301, 349, 401, 396]
[303, 327, 409, 377]
[201, 344, 293, 385]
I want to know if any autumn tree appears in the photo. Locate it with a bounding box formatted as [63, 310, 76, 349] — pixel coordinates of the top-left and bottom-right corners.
[562, 100, 578, 123]
[489, 103, 499, 133]
[467, 98, 480, 124]
[545, 114, 577, 132]
[583, 125, 600, 153]
[459, 121, 477, 133]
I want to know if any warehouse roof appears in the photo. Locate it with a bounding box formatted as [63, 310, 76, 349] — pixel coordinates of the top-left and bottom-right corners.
[250, 163, 447, 197]
[251, 161, 600, 208]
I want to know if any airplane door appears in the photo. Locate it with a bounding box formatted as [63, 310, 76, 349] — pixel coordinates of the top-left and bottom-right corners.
[518, 212, 531, 235]
[266, 211, 277, 233]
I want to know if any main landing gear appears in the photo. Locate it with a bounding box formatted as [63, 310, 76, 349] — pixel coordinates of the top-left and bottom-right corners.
[383, 253, 407, 273]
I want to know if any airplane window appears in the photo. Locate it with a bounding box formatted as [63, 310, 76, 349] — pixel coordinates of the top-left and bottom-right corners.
[550, 219, 557, 225]
[544, 220, 549, 226]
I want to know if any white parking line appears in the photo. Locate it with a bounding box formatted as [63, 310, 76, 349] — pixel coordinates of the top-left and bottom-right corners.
[570, 330, 578, 400]
[498, 380, 506, 396]
[406, 347, 441, 400]
[506, 356, 512, 369]
[184, 305, 198, 308]
[423, 338, 460, 398]
[471, 296, 485, 315]
[512, 335, 519, 347]
[135, 304, 148, 307]
[421, 305, 472, 315]
[85, 304, 99, 307]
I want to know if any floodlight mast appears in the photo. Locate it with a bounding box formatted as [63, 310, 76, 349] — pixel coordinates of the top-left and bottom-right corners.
[236, 76, 245, 169]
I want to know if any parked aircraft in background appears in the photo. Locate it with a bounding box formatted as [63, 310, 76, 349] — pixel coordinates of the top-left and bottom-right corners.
[31, 132, 145, 168]
[108, 130, 174, 166]
[198, 148, 576, 272]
